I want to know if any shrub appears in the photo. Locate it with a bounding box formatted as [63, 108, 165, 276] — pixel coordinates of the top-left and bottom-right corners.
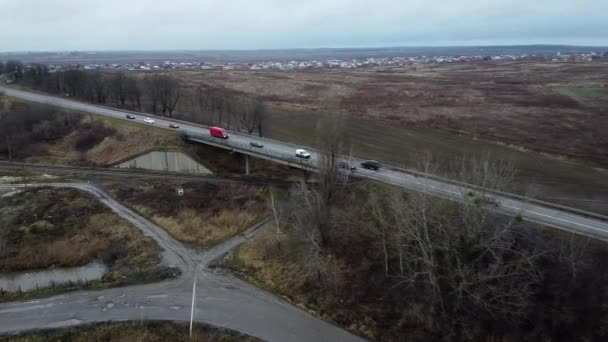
[73, 121, 117, 151]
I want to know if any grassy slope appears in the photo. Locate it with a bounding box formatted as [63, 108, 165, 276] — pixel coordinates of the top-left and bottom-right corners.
[0, 321, 260, 342]
[31, 115, 185, 166]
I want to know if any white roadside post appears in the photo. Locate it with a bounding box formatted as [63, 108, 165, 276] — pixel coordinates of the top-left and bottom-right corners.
[190, 275, 197, 338]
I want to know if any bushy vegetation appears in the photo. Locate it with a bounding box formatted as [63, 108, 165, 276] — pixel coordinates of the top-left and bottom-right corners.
[0, 96, 191, 167]
[0, 321, 260, 342]
[0, 187, 174, 292]
[234, 180, 608, 341]
[0, 99, 81, 160]
[111, 181, 269, 246]
[73, 120, 118, 151]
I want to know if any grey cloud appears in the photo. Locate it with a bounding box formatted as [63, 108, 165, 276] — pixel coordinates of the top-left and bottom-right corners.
[0, 0, 606, 51]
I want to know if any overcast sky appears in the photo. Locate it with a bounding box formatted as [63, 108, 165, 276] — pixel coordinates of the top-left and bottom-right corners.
[1, 0, 607, 51]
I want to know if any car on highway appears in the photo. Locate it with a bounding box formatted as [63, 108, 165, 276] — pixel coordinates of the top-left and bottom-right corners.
[361, 160, 381, 170]
[169, 123, 180, 129]
[338, 161, 356, 170]
[210, 126, 229, 139]
[250, 141, 264, 148]
[143, 118, 155, 124]
[295, 149, 311, 159]
[478, 195, 501, 207]
[126, 114, 136, 120]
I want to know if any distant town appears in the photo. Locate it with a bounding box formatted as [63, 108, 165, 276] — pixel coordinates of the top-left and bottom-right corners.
[4, 49, 608, 74]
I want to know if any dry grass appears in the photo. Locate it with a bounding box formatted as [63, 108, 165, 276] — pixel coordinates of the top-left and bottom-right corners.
[38, 115, 184, 166]
[138, 206, 265, 246]
[171, 61, 608, 166]
[0, 187, 166, 284]
[233, 228, 309, 296]
[110, 180, 269, 247]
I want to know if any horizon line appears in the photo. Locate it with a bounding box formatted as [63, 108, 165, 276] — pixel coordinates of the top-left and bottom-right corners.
[2, 43, 608, 54]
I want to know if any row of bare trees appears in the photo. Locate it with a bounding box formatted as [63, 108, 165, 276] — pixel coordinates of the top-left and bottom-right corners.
[11, 66, 267, 136]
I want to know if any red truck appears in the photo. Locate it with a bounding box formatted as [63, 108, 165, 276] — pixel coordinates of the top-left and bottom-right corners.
[210, 127, 229, 139]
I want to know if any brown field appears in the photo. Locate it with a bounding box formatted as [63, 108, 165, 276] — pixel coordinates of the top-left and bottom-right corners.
[174, 61, 608, 166]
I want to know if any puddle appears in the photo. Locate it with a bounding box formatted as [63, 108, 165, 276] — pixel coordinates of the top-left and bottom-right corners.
[0, 261, 108, 292]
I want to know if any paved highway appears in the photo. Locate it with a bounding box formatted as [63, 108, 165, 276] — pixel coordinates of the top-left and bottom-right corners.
[2, 86, 608, 240]
[0, 183, 364, 342]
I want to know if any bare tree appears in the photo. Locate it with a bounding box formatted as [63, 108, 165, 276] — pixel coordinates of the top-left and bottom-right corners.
[268, 188, 282, 234]
[556, 232, 591, 279]
[316, 114, 345, 206]
[145, 74, 180, 116]
[160, 77, 181, 117]
[125, 77, 142, 111]
[62, 69, 88, 97]
[286, 183, 323, 271]
[240, 98, 267, 136]
[454, 152, 516, 192]
[89, 72, 108, 104]
[145, 75, 162, 114]
[313, 114, 347, 247]
[110, 72, 128, 107]
[367, 192, 392, 275]
[194, 86, 214, 125]
[382, 189, 541, 336]
[0, 105, 13, 161]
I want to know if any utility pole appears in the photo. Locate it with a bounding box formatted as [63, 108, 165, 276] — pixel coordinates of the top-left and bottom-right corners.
[245, 154, 250, 175]
[189, 275, 197, 338]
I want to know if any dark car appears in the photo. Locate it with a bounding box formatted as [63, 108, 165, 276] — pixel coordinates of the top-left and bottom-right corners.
[250, 141, 264, 148]
[338, 161, 356, 170]
[478, 195, 501, 207]
[169, 123, 180, 129]
[126, 114, 136, 119]
[361, 160, 381, 171]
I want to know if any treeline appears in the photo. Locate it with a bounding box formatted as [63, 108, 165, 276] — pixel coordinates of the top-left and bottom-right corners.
[2, 62, 266, 136]
[0, 99, 81, 160]
[0, 60, 25, 81]
[265, 173, 608, 341]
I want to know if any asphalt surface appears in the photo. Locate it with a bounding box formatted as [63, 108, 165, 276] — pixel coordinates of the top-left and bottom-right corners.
[2, 86, 608, 239]
[0, 183, 364, 342]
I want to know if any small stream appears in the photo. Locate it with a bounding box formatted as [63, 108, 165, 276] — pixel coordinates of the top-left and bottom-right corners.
[0, 261, 108, 292]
